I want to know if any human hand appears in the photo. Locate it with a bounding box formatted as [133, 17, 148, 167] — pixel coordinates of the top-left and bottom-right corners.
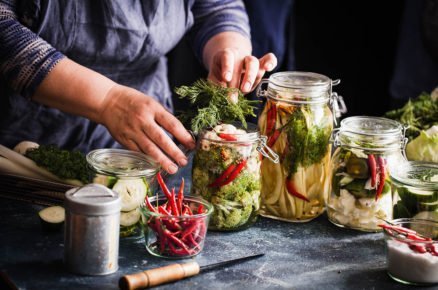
[208, 48, 277, 94]
[99, 85, 196, 174]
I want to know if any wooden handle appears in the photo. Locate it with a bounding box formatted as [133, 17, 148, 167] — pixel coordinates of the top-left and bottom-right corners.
[119, 262, 200, 290]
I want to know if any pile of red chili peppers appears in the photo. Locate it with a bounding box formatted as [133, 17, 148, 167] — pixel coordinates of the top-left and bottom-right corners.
[367, 154, 386, 200]
[144, 172, 208, 257]
[379, 224, 438, 256]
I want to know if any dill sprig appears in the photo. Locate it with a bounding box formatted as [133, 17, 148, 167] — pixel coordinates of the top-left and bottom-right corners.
[175, 79, 259, 133]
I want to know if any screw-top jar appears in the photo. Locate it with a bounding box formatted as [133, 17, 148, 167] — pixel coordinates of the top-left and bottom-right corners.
[328, 116, 407, 231]
[191, 123, 278, 231]
[87, 149, 159, 238]
[391, 162, 438, 222]
[257, 71, 345, 222]
[64, 184, 121, 275]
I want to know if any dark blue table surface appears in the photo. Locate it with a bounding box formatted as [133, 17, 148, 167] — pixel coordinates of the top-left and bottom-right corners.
[0, 164, 432, 290]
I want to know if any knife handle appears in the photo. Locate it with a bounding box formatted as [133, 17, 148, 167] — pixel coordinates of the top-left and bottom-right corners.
[119, 261, 200, 290]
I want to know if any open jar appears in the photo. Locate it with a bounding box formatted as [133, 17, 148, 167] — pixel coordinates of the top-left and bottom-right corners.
[391, 162, 438, 221]
[87, 149, 158, 238]
[191, 123, 278, 231]
[328, 116, 407, 232]
[257, 71, 345, 222]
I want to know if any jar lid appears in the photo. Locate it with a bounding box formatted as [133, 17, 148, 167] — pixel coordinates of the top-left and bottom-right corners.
[65, 184, 121, 215]
[390, 161, 438, 189]
[87, 149, 159, 178]
[337, 116, 405, 150]
[266, 71, 335, 103]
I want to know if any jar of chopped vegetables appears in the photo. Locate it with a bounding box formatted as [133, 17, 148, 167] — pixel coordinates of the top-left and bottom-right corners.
[87, 149, 159, 238]
[391, 162, 438, 222]
[328, 116, 407, 232]
[257, 71, 345, 222]
[191, 123, 278, 231]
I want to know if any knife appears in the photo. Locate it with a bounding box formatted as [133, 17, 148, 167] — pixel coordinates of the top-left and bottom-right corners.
[119, 253, 264, 290]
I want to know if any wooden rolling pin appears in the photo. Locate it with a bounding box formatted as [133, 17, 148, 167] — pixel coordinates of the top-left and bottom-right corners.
[119, 253, 264, 289]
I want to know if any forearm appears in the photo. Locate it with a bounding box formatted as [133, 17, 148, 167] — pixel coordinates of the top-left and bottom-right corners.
[32, 58, 116, 123]
[202, 31, 252, 71]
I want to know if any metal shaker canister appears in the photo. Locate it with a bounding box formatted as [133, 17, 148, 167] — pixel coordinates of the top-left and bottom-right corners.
[64, 184, 121, 275]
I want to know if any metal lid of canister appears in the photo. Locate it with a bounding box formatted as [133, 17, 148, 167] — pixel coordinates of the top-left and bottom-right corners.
[65, 184, 121, 215]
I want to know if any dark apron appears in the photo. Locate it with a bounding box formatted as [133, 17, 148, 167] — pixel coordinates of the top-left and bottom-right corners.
[0, 0, 193, 152]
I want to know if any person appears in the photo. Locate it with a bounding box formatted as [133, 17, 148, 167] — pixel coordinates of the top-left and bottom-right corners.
[0, 0, 277, 174]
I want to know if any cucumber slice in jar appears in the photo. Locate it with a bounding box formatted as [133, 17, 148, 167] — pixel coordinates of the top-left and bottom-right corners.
[112, 179, 147, 212]
[120, 208, 141, 227]
[38, 206, 65, 231]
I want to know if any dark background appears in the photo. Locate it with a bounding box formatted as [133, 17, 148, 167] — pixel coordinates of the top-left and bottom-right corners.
[168, 0, 405, 118]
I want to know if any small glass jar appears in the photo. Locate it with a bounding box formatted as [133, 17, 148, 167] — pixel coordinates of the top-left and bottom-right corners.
[257, 71, 345, 222]
[191, 123, 278, 231]
[391, 162, 438, 221]
[140, 196, 213, 259]
[87, 149, 159, 238]
[328, 116, 407, 232]
[383, 218, 438, 285]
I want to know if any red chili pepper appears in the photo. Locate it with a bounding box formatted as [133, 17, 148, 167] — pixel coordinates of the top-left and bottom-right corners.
[378, 224, 418, 235]
[367, 154, 377, 188]
[156, 172, 179, 216]
[208, 163, 237, 187]
[285, 178, 310, 202]
[145, 196, 157, 212]
[218, 133, 238, 141]
[427, 243, 438, 256]
[267, 129, 281, 148]
[409, 243, 428, 254]
[197, 204, 204, 214]
[375, 156, 386, 200]
[406, 233, 432, 241]
[181, 221, 201, 240]
[216, 159, 248, 187]
[177, 178, 184, 214]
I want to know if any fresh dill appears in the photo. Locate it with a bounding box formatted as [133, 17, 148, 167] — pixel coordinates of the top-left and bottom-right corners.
[175, 79, 259, 133]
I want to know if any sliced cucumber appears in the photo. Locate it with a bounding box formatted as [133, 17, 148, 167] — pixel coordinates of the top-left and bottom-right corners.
[120, 208, 141, 227]
[38, 206, 65, 231]
[112, 179, 147, 212]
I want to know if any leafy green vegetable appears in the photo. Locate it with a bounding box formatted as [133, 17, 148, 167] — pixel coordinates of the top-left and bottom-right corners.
[405, 126, 438, 162]
[384, 93, 438, 140]
[175, 79, 259, 133]
[283, 108, 331, 174]
[25, 145, 89, 184]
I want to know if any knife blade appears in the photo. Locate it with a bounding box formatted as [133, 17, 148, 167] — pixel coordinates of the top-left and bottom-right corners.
[119, 253, 264, 290]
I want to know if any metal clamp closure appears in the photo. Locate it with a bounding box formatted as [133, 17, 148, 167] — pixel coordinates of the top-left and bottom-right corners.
[257, 136, 279, 163]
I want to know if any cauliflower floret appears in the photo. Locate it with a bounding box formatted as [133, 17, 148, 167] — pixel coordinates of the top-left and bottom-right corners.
[214, 124, 237, 133]
[339, 189, 355, 214]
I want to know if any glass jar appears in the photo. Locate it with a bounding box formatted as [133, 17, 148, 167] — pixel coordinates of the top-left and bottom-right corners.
[391, 162, 438, 222]
[328, 116, 407, 232]
[257, 71, 345, 222]
[87, 149, 159, 238]
[191, 123, 278, 231]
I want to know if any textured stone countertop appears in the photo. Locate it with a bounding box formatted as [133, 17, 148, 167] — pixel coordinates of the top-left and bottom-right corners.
[0, 164, 432, 290]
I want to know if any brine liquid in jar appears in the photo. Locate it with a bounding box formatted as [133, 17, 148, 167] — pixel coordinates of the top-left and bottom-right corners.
[328, 117, 407, 232]
[257, 71, 344, 222]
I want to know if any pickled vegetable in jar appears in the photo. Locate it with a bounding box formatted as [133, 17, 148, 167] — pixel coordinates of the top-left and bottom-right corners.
[257, 71, 345, 222]
[87, 149, 158, 238]
[328, 116, 407, 232]
[191, 123, 278, 231]
[391, 162, 438, 222]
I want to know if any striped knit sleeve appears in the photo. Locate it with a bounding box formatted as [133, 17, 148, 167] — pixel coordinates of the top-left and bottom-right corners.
[189, 0, 251, 62]
[0, 0, 65, 98]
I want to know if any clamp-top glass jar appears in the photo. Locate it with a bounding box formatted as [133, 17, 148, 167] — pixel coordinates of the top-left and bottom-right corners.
[257, 71, 345, 222]
[87, 149, 159, 238]
[191, 123, 278, 231]
[328, 116, 407, 232]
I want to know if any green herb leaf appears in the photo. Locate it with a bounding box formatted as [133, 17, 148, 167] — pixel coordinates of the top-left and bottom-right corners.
[175, 79, 259, 133]
[25, 145, 89, 184]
